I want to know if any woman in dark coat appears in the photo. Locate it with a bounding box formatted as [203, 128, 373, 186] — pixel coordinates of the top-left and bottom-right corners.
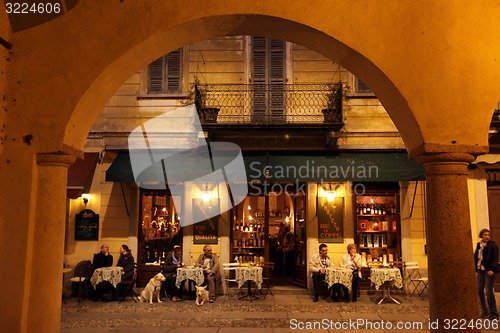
[117, 244, 135, 281]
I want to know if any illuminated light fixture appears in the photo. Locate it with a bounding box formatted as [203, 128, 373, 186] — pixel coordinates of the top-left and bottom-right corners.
[247, 204, 251, 210]
[202, 185, 211, 202]
[285, 216, 290, 223]
[248, 215, 253, 221]
[326, 190, 336, 202]
[82, 193, 90, 205]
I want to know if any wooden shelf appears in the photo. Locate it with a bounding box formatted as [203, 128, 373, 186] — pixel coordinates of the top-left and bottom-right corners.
[233, 246, 264, 249]
[357, 214, 396, 217]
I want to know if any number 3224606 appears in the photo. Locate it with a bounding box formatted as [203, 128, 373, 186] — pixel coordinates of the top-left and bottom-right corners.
[5, 2, 61, 14]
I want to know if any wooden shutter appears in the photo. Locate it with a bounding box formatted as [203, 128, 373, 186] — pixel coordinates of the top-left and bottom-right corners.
[148, 57, 164, 94]
[166, 49, 181, 93]
[356, 77, 372, 94]
[147, 48, 182, 94]
[251, 37, 286, 121]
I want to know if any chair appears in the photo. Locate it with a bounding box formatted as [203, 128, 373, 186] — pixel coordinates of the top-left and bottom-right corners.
[70, 260, 93, 302]
[405, 261, 429, 298]
[117, 264, 139, 303]
[222, 262, 240, 298]
[389, 261, 407, 295]
[261, 262, 275, 297]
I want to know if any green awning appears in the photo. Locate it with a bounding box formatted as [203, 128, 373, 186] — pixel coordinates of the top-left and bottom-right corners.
[105, 151, 424, 183]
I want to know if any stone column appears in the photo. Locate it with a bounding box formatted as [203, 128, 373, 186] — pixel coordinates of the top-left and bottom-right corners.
[25, 153, 75, 333]
[416, 153, 478, 333]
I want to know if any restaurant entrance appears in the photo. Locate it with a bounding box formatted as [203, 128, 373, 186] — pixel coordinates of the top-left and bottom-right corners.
[230, 183, 307, 288]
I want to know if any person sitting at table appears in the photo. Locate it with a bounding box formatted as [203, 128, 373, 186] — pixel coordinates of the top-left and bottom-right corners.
[195, 245, 221, 303]
[117, 244, 135, 281]
[340, 243, 363, 302]
[308, 243, 332, 302]
[92, 244, 113, 270]
[162, 245, 185, 302]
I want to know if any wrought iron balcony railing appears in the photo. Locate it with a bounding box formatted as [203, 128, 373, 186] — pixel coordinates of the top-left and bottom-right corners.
[192, 83, 344, 125]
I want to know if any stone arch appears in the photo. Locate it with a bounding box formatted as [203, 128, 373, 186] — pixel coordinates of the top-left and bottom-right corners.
[65, 15, 422, 155]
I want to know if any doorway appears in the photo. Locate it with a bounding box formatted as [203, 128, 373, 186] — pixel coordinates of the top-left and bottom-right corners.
[230, 184, 307, 288]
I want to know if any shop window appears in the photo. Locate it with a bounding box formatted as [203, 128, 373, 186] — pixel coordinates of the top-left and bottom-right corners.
[139, 192, 181, 264]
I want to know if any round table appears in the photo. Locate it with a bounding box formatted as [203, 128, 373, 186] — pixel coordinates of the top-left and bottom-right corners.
[370, 267, 403, 304]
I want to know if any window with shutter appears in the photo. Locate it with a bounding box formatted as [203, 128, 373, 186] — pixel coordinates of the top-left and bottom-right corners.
[251, 37, 286, 122]
[355, 77, 373, 94]
[147, 48, 183, 94]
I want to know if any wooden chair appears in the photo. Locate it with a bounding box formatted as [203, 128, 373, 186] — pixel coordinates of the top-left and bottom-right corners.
[117, 264, 139, 303]
[260, 262, 275, 296]
[70, 260, 92, 302]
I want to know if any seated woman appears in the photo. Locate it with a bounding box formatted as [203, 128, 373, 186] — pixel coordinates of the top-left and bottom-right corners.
[339, 243, 363, 302]
[117, 244, 135, 281]
[162, 245, 185, 302]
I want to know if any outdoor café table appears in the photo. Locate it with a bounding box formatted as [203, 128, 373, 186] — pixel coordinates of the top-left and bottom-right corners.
[236, 265, 263, 302]
[90, 267, 124, 289]
[370, 267, 403, 304]
[175, 266, 204, 299]
[325, 267, 353, 293]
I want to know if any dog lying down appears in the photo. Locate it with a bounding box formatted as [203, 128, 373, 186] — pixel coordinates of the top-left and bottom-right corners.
[139, 272, 166, 304]
[195, 285, 210, 306]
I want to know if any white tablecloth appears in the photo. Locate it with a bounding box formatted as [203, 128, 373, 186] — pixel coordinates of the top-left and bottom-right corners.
[325, 267, 353, 292]
[235, 266, 263, 289]
[370, 267, 403, 290]
[175, 267, 204, 288]
[90, 267, 123, 288]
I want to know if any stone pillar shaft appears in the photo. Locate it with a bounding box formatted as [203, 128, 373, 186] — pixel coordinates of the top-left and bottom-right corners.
[24, 153, 75, 333]
[417, 153, 478, 333]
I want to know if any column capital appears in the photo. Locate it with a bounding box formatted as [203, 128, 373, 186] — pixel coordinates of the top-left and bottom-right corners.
[415, 153, 475, 176]
[36, 152, 76, 167]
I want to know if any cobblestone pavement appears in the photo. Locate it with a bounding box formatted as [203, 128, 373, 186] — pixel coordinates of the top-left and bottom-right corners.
[61, 291, 438, 333]
[61, 291, 500, 332]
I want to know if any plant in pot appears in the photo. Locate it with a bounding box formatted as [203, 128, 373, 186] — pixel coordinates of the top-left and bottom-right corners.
[193, 77, 219, 123]
[322, 83, 345, 123]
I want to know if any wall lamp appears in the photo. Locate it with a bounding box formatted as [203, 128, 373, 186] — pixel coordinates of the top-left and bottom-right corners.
[82, 193, 90, 205]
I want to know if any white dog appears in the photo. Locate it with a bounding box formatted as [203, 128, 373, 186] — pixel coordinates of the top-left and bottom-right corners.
[139, 272, 166, 304]
[195, 285, 209, 306]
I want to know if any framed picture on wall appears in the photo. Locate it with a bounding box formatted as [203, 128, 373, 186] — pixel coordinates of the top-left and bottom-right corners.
[192, 198, 219, 244]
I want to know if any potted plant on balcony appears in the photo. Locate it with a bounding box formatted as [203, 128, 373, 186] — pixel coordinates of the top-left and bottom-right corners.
[193, 77, 219, 123]
[322, 83, 345, 123]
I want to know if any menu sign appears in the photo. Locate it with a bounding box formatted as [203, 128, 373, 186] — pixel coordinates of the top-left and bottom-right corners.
[75, 209, 99, 240]
[318, 197, 344, 243]
[192, 198, 219, 244]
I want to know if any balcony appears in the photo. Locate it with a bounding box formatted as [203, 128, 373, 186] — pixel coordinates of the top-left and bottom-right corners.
[193, 83, 344, 129]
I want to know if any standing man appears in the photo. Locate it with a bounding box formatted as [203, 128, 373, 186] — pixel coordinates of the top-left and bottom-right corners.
[308, 243, 332, 302]
[195, 245, 221, 303]
[92, 244, 113, 270]
[475, 229, 499, 320]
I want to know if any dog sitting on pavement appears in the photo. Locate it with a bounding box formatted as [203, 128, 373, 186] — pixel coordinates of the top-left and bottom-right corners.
[139, 272, 166, 304]
[195, 285, 210, 306]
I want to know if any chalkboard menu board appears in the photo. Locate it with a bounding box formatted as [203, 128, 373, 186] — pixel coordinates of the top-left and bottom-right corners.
[318, 197, 344, 243]
[192, 198, 219, 244]
[75, 209, 99, 240]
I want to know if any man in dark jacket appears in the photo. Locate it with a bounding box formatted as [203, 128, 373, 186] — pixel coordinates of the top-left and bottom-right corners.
[92, 244, 113, 270]
[474, 228, 499, 320]
[162, 245, 184, 301]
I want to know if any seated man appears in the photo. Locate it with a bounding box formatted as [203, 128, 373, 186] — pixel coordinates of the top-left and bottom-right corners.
[308, 243, 332, 302]
[92, 244, 113, 270]
[162, 245, 185, 302]
[195, 245, 221, 303]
